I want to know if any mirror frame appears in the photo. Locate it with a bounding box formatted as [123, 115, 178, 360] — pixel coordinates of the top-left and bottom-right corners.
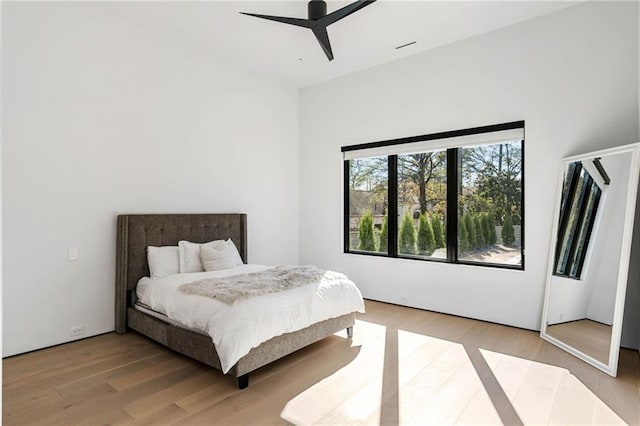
[540, 142, 640, 376]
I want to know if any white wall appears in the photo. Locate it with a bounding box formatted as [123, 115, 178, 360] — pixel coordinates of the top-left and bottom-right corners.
[586, 154, 632, 324]
[2, 3, 299, 357]
[299, 1, 638, 330]
[546, 276, 591, 325]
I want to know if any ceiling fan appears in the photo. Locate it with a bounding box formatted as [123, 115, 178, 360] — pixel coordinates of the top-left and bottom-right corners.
[240, 0, 377, 61]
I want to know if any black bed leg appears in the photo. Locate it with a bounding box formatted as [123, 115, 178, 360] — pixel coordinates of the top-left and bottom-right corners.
[347, 326, 353, 338]
[237, 374, 249, 389]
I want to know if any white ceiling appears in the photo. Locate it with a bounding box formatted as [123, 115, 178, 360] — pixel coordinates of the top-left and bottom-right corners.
[104, 1, 578, 88]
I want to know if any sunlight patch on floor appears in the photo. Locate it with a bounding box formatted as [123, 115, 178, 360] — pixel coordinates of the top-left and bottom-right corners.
[280, 319, 386, 425]
[480, 349, 626, 425]
[397, 330, 501, 425]
[281, 321, 501, 425]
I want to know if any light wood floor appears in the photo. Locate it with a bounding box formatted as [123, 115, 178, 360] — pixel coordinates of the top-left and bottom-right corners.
[546, 319, 612, 365]
[3, 300, 640, 425]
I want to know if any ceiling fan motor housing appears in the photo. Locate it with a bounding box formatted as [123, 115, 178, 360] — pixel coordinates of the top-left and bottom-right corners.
[308, 1, 328, 20]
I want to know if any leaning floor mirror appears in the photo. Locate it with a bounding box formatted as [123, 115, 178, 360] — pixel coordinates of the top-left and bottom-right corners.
[541, 142, 640, 376]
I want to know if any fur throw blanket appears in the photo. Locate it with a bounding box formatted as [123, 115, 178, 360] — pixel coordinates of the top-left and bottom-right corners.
[178, 265, 336, 305]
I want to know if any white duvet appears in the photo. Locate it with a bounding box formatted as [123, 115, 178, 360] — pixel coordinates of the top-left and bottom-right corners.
[136, 264, 365, 373]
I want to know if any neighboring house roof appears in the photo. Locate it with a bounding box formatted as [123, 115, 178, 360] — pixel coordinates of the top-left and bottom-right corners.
[350, 190, 385, 216]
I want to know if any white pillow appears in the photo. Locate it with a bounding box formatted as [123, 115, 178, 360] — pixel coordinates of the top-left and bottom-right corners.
[225, 239, 244, 266]
[178, 240, 225, 273]
[147, 246, 180, 279]
[200, 239, 244, 272]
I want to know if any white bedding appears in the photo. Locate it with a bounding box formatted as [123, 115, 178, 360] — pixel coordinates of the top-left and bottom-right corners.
[136, 264, 365, 373]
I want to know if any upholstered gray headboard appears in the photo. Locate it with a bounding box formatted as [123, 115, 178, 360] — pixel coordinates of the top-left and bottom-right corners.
[115, 213, 247, 333]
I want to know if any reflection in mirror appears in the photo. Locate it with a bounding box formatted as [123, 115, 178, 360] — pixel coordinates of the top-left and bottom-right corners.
[541, 143, 640, 376]
[554, 160, 603, 280]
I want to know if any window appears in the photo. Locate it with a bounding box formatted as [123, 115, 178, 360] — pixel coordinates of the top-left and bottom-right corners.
[554, 161, 603, 279]
[458, 141, 523, 266]
[343, 121, 524, 270]
[346, 156, 388, 254]
[397, 150, 447, 259]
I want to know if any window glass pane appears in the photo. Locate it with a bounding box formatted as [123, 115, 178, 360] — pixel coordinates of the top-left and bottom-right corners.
[559, 162, 578, 216]
[397, 151, 447, 258]
[348, 157, 388, 254]
[556, 169, 588, 274]
[458, 141, 523, 266]
[555, 162, 581, 272]
[569, 182, 601, 277]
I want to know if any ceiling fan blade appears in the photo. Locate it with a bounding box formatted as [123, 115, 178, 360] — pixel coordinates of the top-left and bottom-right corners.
[312, 26, 334, 61]
[240, 12, 315, 29]
[319, 0, 376, 27]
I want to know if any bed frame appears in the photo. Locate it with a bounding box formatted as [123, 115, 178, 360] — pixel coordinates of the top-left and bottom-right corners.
[115, 214, 355, 389]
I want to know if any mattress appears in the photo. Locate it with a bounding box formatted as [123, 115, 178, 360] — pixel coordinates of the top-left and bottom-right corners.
[136, 264, 365, 373]
[133, 302, 208, 336]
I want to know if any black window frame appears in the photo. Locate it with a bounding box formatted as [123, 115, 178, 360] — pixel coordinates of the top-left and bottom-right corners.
[342, 121, 525, 271]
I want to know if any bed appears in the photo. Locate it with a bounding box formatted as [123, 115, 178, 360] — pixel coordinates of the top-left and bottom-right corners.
[115, 213, 361, 389]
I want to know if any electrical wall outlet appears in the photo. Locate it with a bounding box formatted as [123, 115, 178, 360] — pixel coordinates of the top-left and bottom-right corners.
[70, 325, 85, 337]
